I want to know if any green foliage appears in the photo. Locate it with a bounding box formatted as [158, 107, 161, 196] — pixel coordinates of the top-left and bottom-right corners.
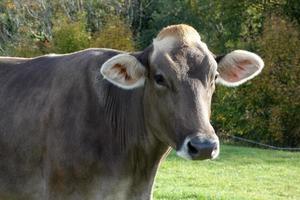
[256, 16, 300, 146]
[0, 0, 54, 56]
[91, 16, 135, 51]
[212, 15, 300, 147]
[51, 14, 90, 54]
[134, 0, 266, 52]
[6, 40, 49, 57]
[136, 0, 200, 49]
[154, 147, 300, 199]
[284, 0, 300, 25]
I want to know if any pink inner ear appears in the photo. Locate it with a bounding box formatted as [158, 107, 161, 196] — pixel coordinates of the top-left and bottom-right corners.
[227, 71, 240, 82]
[221, 59, 257, 83]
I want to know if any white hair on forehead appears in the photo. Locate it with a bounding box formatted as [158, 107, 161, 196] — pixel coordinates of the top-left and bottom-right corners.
[150, 36, 177, 62]
[151, 24, 202, 62]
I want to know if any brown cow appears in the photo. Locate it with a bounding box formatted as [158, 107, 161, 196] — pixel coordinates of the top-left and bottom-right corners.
[0, 24, 263, 199]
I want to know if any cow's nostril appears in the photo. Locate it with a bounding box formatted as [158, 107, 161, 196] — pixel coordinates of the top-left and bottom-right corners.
[211, 143, 218, 155]
[213, 143, 218, 151]
[187, 141, 199, 155]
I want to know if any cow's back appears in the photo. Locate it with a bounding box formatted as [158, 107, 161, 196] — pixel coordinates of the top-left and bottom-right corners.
[0, 56, 55, 198]
[0, 49, 121, 199]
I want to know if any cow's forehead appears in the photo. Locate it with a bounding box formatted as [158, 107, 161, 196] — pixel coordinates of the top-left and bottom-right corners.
[150, 24, 217, 77]
[151, 24, 203, 60]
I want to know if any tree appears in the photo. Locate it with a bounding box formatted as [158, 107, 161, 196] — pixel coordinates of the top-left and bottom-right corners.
[91, 16, 135, 51]
[51, 14, 90, 54]
[212, 15, 300, 147]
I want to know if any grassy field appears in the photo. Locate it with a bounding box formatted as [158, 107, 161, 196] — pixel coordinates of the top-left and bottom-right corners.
[153, 144, 300, 200]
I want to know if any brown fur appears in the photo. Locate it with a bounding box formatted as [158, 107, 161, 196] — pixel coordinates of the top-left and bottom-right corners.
[112, 63, 131, 80]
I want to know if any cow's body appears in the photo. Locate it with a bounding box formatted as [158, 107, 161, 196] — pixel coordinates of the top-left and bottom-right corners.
[0, 49, 168, 200]
[0, 24, 264, 200]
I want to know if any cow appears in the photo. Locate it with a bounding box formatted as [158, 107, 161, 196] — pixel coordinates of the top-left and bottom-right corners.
[0, 24, 264, 200]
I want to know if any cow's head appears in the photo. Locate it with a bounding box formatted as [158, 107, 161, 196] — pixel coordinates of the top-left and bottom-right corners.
[101, 24, 264, 160]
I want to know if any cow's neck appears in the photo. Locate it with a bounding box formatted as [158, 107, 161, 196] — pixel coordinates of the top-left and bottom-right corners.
[100, 82, 147, 151]
[96, 124, 169, 200]
[119, 140, 170, 199]
[90, 142, 169, 200]
[95, 81, 170, 199]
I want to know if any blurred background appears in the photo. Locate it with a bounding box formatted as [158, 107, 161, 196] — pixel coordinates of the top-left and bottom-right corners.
[0, 0, 299, 148]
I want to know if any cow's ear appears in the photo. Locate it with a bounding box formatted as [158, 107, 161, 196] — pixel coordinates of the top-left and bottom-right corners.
[101, 54, 146, 89]
[216, 50, 264, 87]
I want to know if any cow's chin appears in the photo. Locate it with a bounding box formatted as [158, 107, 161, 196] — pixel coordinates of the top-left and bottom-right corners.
[176, 149, 192, 160]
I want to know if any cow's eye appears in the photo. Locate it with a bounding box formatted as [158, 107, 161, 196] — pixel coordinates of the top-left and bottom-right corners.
[211, 74, 219, 86]
[214, 74, 219, 81]
[154, 74, 166, 86]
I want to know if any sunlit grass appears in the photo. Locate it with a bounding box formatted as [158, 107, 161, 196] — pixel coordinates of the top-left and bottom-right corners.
[154, 145, 300, 200]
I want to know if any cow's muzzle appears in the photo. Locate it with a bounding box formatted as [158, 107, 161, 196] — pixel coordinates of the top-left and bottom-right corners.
[177, 135, 219, 160]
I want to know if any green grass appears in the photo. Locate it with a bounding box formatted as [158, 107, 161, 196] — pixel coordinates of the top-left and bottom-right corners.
[153, 144, 300, 200]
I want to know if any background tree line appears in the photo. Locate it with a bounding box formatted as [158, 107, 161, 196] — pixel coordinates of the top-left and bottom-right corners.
[0, 0, 299, 147]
